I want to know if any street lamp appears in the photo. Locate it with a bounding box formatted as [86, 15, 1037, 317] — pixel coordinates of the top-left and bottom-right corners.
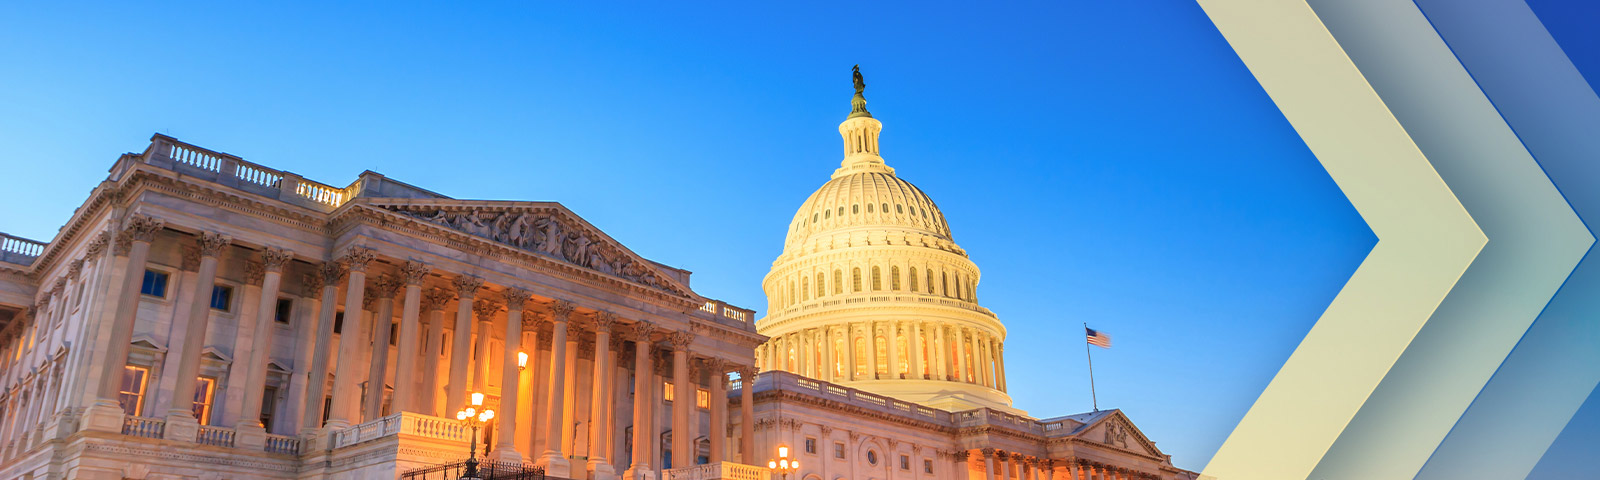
[518, 351, 529, 371]
[768, 445, 798, 480]
[456, 391, 496, 479]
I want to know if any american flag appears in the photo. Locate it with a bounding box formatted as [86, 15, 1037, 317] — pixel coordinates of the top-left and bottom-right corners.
[1086, 327, 1112, 348]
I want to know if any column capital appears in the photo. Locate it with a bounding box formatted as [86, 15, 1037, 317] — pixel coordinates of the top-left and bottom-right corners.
[338, 246, 377, 272]
[451, 275, 484, 298]
[122, 215, 164, 243]
[593, 311, 618, 332]
[549, 299, 576, 320]
[400, 260, 430, 286]
[374, 274, 404, 299]
[318, 261, 347, 285]
[521, 311, 548, 330]
[85, 229, 112, 257]
[196, 232, 231, 258]
[668, 330, 695, 349]
[423, 287, 453, 311]
[626, 321, 655, 342]
[474, 299, 503, 321]
[502, 287, 532, 310]
[738, 364, 758, 378]
[981, 448, 996, 458]
[67, 259, 84, 279]
[261, 247, 293, 272]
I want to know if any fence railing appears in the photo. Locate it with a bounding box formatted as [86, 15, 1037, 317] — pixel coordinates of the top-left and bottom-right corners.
[121, 416, 166, 439]
[143, 134, 358, 211]
[401, 459, 544, 480]
[196, 425, 236, 447]
[264, 433, 300, 455]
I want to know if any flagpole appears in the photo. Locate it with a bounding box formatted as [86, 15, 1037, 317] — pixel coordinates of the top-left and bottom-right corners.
[1085, 322, 1098, 412]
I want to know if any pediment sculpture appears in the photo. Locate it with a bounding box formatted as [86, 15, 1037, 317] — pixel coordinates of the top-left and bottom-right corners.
[382, 205, 685, 296]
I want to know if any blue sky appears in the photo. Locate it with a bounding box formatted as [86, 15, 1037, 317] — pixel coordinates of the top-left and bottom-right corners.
[0, 1, 1592, 473]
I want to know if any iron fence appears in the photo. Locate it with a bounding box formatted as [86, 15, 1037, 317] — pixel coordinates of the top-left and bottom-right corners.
[400, 459, 545, 480]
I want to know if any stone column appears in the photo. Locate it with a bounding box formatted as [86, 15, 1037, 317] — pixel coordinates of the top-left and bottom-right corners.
[561, 329, 579, 454]
[820, 327, 835, 382]
[586, 312, 617, 477]
[472, 297, 498, 394]
[299, 263, 343, 432]
[954, 328, 969, 384]
[1019, 456, 1032, 480]
[325, 246, 375, 430]
[887, 321, 901, 379]
[235, 248, 292, 445]
[363, 275, 402, 420]
[995, 342, 1008, 393]
[492, 288, 530, 462]
[83, 217, 163, 433]
[982, 449, 997, 480]
[799, 331, 813, 378]
[954, 450, 970, 480]
[908, 322, 924, 380]
[445, 275, 482, 414]
[164, 232, 230, 441]
[738, 366, 755, 463]
[536, 300, 574, 477]
[421, 288, 452, 416]
[1042, 460, 1053, 480]
[391, 261, 429, 414]
[707, 359, 727, 463]
[669, 331, 693, 469]
[625, 322, 655, 480]
[1076, 462, 1087, 480]
[514, 314, 542, 457]
[998, 452, 1011, 480]
[845, 325, 858, 381]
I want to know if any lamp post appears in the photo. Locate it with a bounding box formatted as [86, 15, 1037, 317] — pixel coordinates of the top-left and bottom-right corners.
[456, 392, 496, 480]
[518, 351, 529, 371]
[768, 445, 798, 480]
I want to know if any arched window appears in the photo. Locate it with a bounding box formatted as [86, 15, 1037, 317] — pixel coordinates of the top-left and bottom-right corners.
[855, 336, 869, 377]
[942, 272, 950, 297]
[927, 270, 935, 294]
[909, 206, 916, 215]
[867, 203, 874, 213]
[838, 207, 845, 217]
[813, 213, 819, 223]
[891, 266, 901, 290]
[969, 283, 977, 301]
[852, 204, 860, 214]
[851, 268, 862, 292]
[833, 270, 843, 295]
[881, 203, 889, 213]
[909, 267, 918, 291]
[871, 266, 882, 291]
[789, 281, 797, 305]
[875, 336, 889, 376]
[953, 276, 962, 300]
[816, 273, 826, 298]
[802, 281, 809, 301]
[824, 209, 831, 219]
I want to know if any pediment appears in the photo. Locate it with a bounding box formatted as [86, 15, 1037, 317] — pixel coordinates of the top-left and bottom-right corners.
[1075, 410, 1164, 459]
[130, 335, 167, 353]
[367, 199, 696, 299]
[266, 361, 292, 374]
[199, 346, 232, 365]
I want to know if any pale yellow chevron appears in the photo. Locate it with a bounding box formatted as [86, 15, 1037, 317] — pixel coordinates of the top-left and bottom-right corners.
[1194, 1, 1486, 479]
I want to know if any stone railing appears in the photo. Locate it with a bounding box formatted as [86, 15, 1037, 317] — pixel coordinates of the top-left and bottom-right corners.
[136, 134, 360, 212]
[330, 412, 472, 450]
[196, 425, 236, 447]
[664, 461, 770, 480]
[768, 371, 954, 425]
[697, 299, 758, 331]
[264, 433, 300, 455]
[0, 232, 45, 266]
[773, 293, 995, 320]
[121, 416, 166, 439]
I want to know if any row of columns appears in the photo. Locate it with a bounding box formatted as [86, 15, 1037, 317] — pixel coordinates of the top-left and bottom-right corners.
[759, 321, 1006, 392]
[977, 450, 1156, 480]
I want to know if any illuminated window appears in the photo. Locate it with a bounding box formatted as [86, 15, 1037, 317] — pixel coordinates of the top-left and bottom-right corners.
[192, 377, 217, 425]
[210, 285, 233, 311]
[140, 270, 169, 297]
[118, 365, 150, 416]
[875, 336, 889, 376]
[260, 386, 278, 431]
[696, 389, 709, 409]
[664, 382, 675, 402]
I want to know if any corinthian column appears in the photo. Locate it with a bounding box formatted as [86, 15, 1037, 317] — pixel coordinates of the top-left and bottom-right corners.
[363, 275, 402, 420]
[909, 322, 924, 380]
[492, 287, 530, 463]
[707, 359, 727, 463]
[470, 298, 501, 396]
[391, 261, 429, 414]
[236, 248, 293, 442]
[738, 365, 755, 463]
[536, 300, 575, 477]
[326, 246, 375, 429]
[84, 216, 163, 433]
[587, 312, 618, 478]
[164, 231, 231, 441]
[445, 275, 483, 414]
[624, 322, 655, 480]
[995, 342, 1008, 393]
[299, 262, 343, 432]
[669, 331, 694, 469]
[420, 288, 452, 416]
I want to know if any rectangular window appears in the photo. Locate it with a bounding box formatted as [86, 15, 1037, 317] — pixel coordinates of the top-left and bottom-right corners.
[321, 396, 333, 425]
[192, 377, 217, 425]
[696, 388, 709, 408]
[140, 270, 169, 297]
[260, 386, 278, 432]
[332, 311, 345, 334]
[925, 459, 934, 474]
[834, 442, 846, 459]
[389, 322, 399, 346]
[805, 437, 817, 454]
[118, 365, 150, 416]
[664, 382, 675, 402]
[209, 285, 233, 311]
[274, 298, 293, 324]
[901, 455, 910, 470]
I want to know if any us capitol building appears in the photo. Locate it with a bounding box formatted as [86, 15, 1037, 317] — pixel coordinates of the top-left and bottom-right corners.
[0, 71, 1197, 480]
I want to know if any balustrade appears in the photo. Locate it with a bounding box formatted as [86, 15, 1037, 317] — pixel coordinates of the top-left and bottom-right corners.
[664, 461, 770, 480]
[264, 434, 300, 455]
[196, 425, 236, 447]
[121, 416, 166, 439]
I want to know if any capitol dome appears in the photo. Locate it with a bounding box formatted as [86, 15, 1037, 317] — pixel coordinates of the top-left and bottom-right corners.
[755, 69, 1017, 414]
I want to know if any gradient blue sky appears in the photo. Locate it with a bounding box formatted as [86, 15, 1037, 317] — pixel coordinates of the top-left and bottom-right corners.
[0, 1, 1592, 473]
